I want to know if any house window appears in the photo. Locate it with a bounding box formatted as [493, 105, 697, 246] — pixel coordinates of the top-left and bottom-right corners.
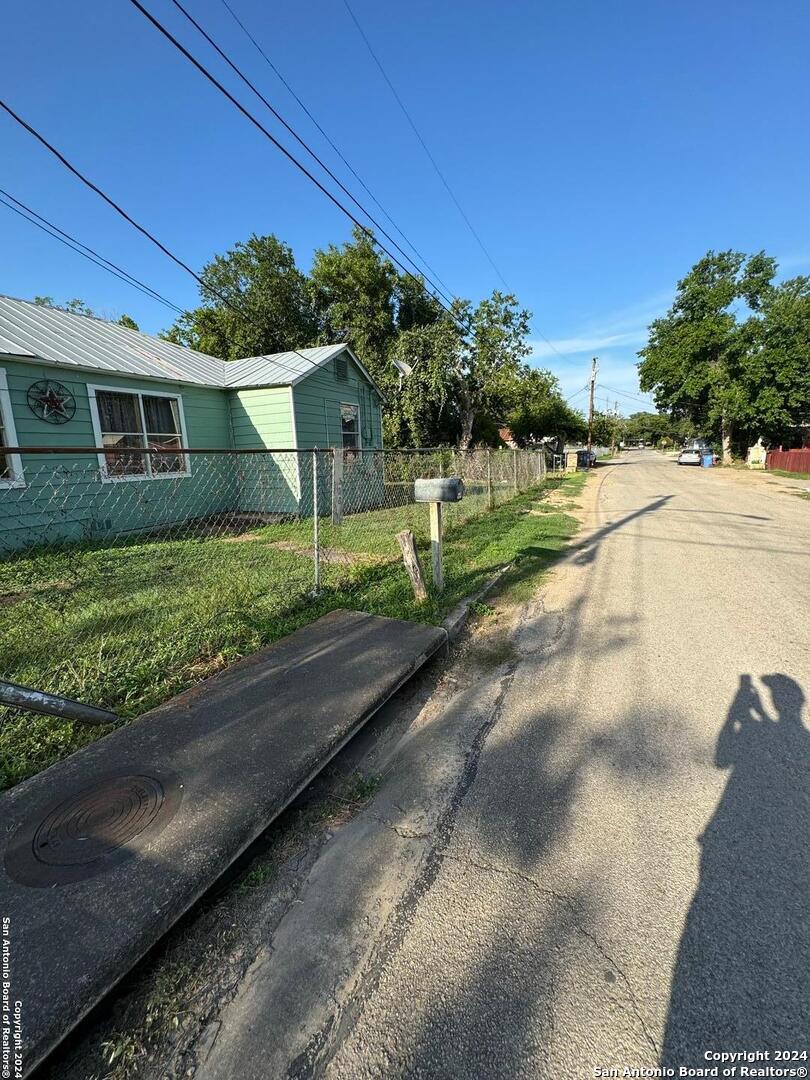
[90, 386, 189, 480]
[0, 369, 24, 489]
[340, 403, 359, 451]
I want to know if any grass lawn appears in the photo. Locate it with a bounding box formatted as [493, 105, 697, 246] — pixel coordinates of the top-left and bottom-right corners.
[767, 467, 810, 481]
[0, 472, 586, 789]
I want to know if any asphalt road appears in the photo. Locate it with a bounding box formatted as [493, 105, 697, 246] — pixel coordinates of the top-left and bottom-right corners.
[200, 452, 810, 1079]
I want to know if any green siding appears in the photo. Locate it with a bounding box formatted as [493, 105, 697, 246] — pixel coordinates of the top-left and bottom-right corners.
[228, 386, 295, 449]
[1, 350, 386, 548]
[293, 354, 384, 514]
[228, 387, 299, 514]
[292, 353, 383, 450]
[0, 360, 233, 550]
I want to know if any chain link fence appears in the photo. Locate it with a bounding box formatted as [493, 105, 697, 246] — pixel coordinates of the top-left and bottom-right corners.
[0, 445, 549, 783]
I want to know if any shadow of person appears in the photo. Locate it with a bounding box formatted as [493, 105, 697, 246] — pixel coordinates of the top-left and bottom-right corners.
[662, 675, 810, 1066]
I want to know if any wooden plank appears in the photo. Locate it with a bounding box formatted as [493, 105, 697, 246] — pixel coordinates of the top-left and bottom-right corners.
[397, 529, 428, 601]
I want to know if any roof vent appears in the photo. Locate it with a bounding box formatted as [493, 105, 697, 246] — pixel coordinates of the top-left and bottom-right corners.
[335, 355, 348, 381]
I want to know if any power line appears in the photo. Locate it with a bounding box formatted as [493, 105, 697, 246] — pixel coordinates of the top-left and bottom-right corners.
[342, 0, 509, 292]
[342, 0, 566, 361]
[0, 188, 185, 315]
[0, 102, 338, 382]
[168, 0, 456, 311]
[127, 0, 467, 331]
[597, 383, 657, 408]
[216, 0, 456, 303]
[565, 385, 589, 403]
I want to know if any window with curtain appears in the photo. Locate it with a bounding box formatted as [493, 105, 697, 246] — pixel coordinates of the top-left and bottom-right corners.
[340, 403, 359, 452]
[0, 369, 23, 486]
[94, 389, 187, 479]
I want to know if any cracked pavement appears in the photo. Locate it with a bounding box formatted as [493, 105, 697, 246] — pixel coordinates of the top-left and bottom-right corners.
[196, 451, 810, 1079]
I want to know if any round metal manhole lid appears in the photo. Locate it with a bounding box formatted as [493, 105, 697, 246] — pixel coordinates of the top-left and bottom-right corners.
[4, 772, 183, 888]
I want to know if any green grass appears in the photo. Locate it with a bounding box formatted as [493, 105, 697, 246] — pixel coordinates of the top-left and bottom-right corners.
[767, 467, 810, 480]
[0, 475, 584, 789]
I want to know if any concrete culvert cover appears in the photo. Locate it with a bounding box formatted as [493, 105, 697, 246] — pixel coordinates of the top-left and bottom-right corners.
[5, 772, 182, 887]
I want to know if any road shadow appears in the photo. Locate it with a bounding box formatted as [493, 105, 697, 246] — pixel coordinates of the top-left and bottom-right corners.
[662, 674, 810, 1065]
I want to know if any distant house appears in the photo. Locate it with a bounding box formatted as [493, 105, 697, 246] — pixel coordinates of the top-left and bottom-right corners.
[0, 296, 384, 549]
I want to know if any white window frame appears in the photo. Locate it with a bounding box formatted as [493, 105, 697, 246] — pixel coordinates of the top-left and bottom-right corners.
[0, 368, 25, 489]
[339, 401, 360, 453]
[88, 383, 191, 483]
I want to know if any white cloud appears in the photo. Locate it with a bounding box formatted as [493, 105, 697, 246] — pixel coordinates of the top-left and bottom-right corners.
[528, 289, 670, 415]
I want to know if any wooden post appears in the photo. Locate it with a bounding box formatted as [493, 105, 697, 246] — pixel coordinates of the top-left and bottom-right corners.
[396, 529, 427, 602]
[486, 449, 494, 510]
[429, 501, 444, 592]
[513, 449, 519, 493]
[331, 447, 344, 526]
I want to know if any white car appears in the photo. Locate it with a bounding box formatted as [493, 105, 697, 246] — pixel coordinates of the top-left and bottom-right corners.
[677, 440, 713, 466]
[677, 447, 702, 465]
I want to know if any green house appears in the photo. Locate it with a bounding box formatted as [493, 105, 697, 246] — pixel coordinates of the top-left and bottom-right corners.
[0, 296, 384, 550]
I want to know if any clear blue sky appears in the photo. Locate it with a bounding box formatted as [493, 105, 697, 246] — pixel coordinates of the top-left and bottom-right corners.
[2, 0, 808, 414]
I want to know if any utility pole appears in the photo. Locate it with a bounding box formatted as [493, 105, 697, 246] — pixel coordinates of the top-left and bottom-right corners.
[611, 400, 619, 456]
[586, 357, 598, 454]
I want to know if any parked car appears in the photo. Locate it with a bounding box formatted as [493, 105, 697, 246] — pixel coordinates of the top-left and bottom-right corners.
[677, 439, 713, 466]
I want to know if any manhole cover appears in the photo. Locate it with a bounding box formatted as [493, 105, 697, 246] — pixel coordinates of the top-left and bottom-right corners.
[4, 772, 182, 887]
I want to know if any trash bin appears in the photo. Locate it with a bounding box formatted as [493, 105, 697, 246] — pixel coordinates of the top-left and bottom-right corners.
[701, 453, 714, 468]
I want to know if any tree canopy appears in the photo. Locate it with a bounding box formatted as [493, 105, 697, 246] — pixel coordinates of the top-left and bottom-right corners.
[159, 229, 580, 449]
[162, 234, 319, 359]
[33, 295, 139, 330]
[638, 251, 810, 460]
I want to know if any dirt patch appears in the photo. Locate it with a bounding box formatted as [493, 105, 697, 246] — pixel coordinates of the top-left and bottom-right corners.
[269, 540, 378, 567]
[0, 579, 76, 607]
[220, 532, 263, 544]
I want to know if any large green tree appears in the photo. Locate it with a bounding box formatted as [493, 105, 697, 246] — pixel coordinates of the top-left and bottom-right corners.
[163, 234, 318, 359]
[392, 291, 532, 448]
[310, 226, 441, 385]
[638, 250, 809, 461]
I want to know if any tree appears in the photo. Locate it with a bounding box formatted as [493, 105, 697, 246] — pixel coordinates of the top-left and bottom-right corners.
[392, 291, 532, 449]
[310, 227, 442, 388]
[504, 368, 587, 446]
[32, 295, 138, 329]
[620, 411, 676, 446]
[736, 276, 810, 446]
[639, 250, 799, 462]
[163, 234, 318, 359]
[387, 319, 460, 446]
[310, 227, 398, 382]
[637, 250, 809, 462]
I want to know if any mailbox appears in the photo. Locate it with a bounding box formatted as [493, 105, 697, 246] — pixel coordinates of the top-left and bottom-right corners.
[414, 477, 465, 503]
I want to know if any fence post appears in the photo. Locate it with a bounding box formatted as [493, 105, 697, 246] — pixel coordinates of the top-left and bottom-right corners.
[513, 449, 519, 493]
[331, 447, 343, 526]
[312, 449, 320, 595]
[486, 449, 494, 510]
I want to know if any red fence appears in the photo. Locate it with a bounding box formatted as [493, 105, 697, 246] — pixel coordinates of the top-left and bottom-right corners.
[766, 449, 810, 473]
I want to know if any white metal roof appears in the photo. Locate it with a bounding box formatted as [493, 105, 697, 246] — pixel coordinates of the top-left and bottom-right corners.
[0, 296, 363, 391]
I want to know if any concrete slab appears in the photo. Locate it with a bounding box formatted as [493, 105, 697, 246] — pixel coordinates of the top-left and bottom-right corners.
[0, 609, 446, 1076]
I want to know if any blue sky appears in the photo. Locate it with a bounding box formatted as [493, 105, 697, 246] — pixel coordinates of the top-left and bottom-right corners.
[2, 0, 808, 415]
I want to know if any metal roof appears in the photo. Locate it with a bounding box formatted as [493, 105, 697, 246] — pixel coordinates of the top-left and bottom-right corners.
[224, 345, 349, 388]
[0, 296, 359, 391]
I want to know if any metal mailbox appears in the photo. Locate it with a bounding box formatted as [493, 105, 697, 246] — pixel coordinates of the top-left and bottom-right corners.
[414, 477, 465, 503]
